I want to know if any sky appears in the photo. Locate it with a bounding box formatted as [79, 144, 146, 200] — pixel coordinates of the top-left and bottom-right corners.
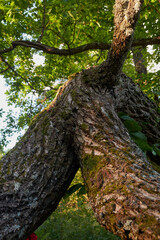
[0, 76, 23, 150]
[0, 54, 45, 151]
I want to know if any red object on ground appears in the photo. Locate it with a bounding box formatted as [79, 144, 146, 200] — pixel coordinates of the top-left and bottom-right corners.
[26, 233, 38, 240]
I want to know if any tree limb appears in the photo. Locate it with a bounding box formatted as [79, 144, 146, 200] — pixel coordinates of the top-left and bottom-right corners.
[37, 1, 46, 43]
[0, 37, 159, 55]
[0, 67, 9, 74]
[99, 0, 144, 88]
[1, 56, 44, 93]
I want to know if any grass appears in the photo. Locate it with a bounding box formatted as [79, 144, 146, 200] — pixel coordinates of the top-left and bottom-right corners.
[36, 171, 121, 240]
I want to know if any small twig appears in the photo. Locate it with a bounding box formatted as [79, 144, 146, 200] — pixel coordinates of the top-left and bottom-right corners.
[37, 1, 46, 42]
[47, 28, 71, 49]
[0, 67, 9, 74]
[142, 4, 160, 15]
[0, 45, 15, 54]
[148, 4, 160, 15]
[96, 51, 103, 63]
[1, 56, 44, 93]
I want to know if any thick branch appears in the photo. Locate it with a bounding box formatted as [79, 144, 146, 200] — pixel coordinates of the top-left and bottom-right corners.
[100, 0, 144, 88]
[0, 37, 159, 55]
[132, 47, 147, 75]
[0, 41, 111, 55]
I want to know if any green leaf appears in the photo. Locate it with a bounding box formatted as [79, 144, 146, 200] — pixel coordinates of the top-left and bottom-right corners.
[63, 183, 83, 199]
[118, 112, 134, 121]
[0, 108, 4, 118]
[123, 120, 142, 132]
[152, 150, 157, 156]
[120, 115, 135, 121]
[119, 113, 142, 132]
[152, 145, 160, 157]
[77, 185, 87, 196]
[130, 132, 147, 141]
[134, 139, 152, 152]
[41, 232, 50, 240]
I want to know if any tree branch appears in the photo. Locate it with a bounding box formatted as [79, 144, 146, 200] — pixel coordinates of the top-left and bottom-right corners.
[99, 0, 144, 88]
[0, 37, 159, 55]
[37, 1, 46, 43]
[0, 67, 9, 74]
[1, 56, 44, 93]
[143, 4, 160, 15]
[133, 36, 160, 47]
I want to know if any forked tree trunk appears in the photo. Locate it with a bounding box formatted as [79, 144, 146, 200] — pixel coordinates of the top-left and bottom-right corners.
[0, 70, 159, 239]
[1, 0, 160, 239]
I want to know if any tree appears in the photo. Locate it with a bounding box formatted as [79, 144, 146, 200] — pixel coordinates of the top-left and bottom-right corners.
[0, 0, 160, 239]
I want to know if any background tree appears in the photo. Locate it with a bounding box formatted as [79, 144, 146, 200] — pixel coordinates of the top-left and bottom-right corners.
[0, 0, 160, 239]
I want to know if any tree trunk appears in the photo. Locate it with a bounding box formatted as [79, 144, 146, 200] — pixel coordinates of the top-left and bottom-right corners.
[132, 47, 147, 76]
[0, 69, 160, 239]
[76, 69, 160, 240]
[1, 0, 160, 239]
[131, 47, 160, 164]
[0, 77, 80, 239]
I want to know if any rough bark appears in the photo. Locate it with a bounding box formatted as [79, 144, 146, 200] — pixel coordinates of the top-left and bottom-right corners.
[0, 78, 80, 239]
[132, 47, 147, 75]
[0, 0, 160, 239]
[98, 0, 144, 88]
[0, 69, 160, 239]
[113, 74, 159, 146]
[131, 47, 160, 164]
[74, 69, 160, 240]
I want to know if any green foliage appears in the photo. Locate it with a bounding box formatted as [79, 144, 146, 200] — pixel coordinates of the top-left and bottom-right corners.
[138, 72, 160, 103]
[119, 113, 160, 158]
[63, 183, 86, 199]
[0, 151, 3, 159]
[36, 171, 120, 240]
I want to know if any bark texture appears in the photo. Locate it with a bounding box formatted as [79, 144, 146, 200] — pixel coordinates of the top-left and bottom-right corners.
[0, 0, 160, 239]
[99, 0, 144, 88]
[0, 69, 160, 239]
[0, 78, 80, 239]
[132, 47, 147, 75]
[114, 74, 159, 146]
[73, 68, 160, 240]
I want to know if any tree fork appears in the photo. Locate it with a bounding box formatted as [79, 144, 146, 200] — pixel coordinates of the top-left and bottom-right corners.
[0, 70, 159, 239]
[0, 0, 160, 239]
